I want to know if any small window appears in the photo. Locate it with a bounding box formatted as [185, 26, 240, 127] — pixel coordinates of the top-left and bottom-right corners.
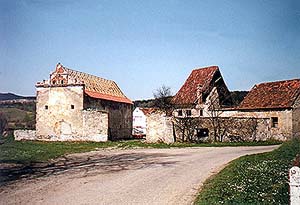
[271, 117, 278, 128]
[71, 105, 75, 109]
[45, 105, 48, 110]
[200, 109, 203, 116]
[61, 80, 64, 84]
[178, 110, 183, 116]
[186, 109, 192, 116]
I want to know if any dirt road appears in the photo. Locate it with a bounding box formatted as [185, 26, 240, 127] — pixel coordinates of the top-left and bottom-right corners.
[0, 145, 278, 205]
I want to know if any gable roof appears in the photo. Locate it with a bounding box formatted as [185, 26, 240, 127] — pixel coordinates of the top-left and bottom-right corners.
[139, 107, 159, 115]
[172, 66, 220, 105]
[38, 63, 132, 104]
[239, 79, 300, 110]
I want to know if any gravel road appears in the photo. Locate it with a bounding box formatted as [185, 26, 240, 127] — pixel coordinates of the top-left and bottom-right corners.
[0, 145, 279, 205]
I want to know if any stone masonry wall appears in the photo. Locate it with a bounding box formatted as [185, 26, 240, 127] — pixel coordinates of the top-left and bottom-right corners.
[34, 86, 108, 142]
[84, 96, 132, 140]
[146, 112, 174, 144]
[36, 86, 84, 139]
[292, 94, 300, 137]
[82, 110, 108, 142]
[221, 109, 293, 141]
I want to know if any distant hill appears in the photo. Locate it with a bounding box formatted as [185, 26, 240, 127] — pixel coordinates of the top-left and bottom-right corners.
[0, 93, 35, 101]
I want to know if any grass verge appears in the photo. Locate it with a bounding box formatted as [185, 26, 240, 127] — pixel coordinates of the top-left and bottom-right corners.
[195, 138, 300, 205]
[0, 134, 281, 165]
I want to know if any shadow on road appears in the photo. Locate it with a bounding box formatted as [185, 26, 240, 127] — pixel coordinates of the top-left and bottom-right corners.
[0, 152, 179, 186]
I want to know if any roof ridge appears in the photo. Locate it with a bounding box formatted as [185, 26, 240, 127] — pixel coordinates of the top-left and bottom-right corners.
[52, 63, 131, 104]
[192, 65, 219, 72]
[239, 78, 300, 110]
[255, 78, 300, 86]
[63, 66, 114, 83]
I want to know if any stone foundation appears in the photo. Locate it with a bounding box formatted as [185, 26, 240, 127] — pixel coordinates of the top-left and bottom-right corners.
[14, 130, 36, 141]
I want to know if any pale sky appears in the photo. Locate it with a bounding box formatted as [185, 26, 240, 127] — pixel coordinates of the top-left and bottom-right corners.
[1, 0, 299, 100]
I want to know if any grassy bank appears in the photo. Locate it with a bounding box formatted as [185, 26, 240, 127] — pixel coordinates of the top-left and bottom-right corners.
[195, 138, 300, 205]
[0, 135, 281, 165]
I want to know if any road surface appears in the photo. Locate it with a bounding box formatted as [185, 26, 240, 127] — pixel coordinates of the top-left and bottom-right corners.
[0, 145, 279, 205]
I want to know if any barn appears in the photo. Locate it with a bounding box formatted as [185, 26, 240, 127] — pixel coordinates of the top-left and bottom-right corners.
[34, 63, 133, 141]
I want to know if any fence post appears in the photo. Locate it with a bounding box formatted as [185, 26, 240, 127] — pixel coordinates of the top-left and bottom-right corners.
[289, 166, 300, 205]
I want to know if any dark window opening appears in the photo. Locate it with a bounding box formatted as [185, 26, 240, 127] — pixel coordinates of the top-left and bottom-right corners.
[178, 110, 183, 116]
[45, 105, 48, 110]
[61, 80, 64, 84]
[71, 105, 75, 109]
[186, 109, 192, 116]
[200, 109, 203, 116]
[52, 80, 56, 84]
[197, 128, 209, 138]
[271, 117, 278, 128]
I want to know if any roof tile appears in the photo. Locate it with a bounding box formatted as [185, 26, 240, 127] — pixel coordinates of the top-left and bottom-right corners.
[239, 79, 300, 110]
[172, 66, 219, 105]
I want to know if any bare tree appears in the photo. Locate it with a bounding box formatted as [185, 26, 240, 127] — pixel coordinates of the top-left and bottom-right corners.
[0, 113, 8, 136]
[204, 85, 232, 142]
[153, 85, 173, 114]
[174, 117, 199, 142]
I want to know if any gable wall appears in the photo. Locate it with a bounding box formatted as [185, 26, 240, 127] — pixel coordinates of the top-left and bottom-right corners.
[292, 94, 300, 137]
[35, 86, 108, 141]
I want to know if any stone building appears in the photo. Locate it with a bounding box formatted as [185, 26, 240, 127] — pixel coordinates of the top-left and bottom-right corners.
[148, 66, 300, 143]
[34, 63, 133, 141]
[222, 79, 300, 140]
[171, 66, 300, 141]
[172, 66, 232, 118]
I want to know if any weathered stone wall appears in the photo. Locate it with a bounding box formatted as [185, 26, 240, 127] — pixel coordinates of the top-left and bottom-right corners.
[14, 130, 36, 141]
[172, 117, 271, 142]
[84, 96, 133, 140]
[220, 109, 293, 141]
[35, 86, 108, 141]
[292, 95, 300, 137]
[82, 110, 108, 142]
[146, 112, 174, 144]
[36, 86, 84, 139]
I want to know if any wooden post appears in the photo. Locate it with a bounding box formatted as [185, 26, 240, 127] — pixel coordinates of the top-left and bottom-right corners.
[289, 166, 300, 205]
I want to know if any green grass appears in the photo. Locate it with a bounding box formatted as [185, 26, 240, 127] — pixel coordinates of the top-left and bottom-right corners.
[0, 107, 30, 122]
[195, 138, 300, 205]
[0, 134, 281, 165]
[0, 107, 35, 129]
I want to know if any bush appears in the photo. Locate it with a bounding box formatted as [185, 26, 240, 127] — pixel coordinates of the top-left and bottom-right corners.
[0, 112, 8, 136]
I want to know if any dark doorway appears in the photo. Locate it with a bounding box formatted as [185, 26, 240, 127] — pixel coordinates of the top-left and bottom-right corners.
[196, 128, 209, 138]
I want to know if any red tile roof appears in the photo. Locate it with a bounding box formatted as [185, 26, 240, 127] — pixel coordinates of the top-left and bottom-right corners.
[239, 79, 300, 110]
[139, 107, 159, 115]
[172, 66, 219, 105]
[85, 90, 133, 104]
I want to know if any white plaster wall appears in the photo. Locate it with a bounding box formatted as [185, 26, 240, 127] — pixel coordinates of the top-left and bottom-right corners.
[133, 108, 147, 135]
[36, 86, 84, 139]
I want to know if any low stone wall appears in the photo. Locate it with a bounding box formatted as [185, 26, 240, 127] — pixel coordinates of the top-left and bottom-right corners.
[82, 110, 108, 142]
[146, 112, 174, 144]
[171, 116, 286, 143]
[14, 130, 36, 141]
[15, 110, 109, 142]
